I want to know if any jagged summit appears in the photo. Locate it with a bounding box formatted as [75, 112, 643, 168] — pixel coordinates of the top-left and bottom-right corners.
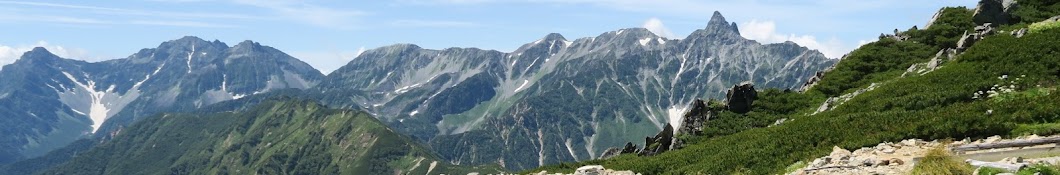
[158, 36, 228, 49]
[234, 40, 259, 47]
[231, 40, 265, 51]
[704, 11, 741, 35]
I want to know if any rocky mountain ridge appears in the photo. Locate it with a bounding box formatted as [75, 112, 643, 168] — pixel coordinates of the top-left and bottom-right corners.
[316, 11, 836, 170]
[0, 36, 323, 164]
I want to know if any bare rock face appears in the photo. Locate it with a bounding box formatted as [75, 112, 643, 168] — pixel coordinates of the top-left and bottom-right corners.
[726, 82, 758, 113]
[638, 125, 675, 156]
[677, 99, 723, 135]
[958, 23, 998, 52]
[621, 142, 638, 154]
[973, 0, 1017, 25]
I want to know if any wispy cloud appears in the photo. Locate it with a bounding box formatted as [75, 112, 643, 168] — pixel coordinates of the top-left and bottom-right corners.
[129, 20, 239, 28]
[232, 0, 365, 29]
[389, 19, 480, 28]
[395, 0, 498, 5]
[0, 0, 252, 28]
[0, 0, 259, 20]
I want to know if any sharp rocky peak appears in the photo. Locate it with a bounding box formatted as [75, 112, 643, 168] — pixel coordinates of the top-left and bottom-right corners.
[703, 11, 741, 36]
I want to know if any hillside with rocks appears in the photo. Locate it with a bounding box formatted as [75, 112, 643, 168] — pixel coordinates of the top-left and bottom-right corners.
[530, 0, 1060, 174]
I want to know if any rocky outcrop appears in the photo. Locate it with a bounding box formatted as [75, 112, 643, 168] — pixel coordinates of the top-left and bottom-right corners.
[677, 99, 722, 135]
[622, 142, 638, 153]
[799, 66, 834, 92]
[598, 142, 639, 159]
[925, 8, 946, 29]
[972, 0, 1018, 25]
[958, 23, 998, 52]
[903, 48, 958, 77]
[725, 82, 757, 113]
[638, 125, 675, 156]
[814, 83, 880, 114]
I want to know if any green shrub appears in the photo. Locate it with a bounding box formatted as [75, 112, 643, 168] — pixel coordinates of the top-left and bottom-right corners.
[976, 167, 1008, 175]
[1030, 20, 1060, 33]
[1013, 123, 1060, 136]
[911, 147, 973, 175]
[1019, 164, 1060, 175]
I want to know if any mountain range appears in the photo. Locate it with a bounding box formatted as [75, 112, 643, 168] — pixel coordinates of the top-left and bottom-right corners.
[0, 11, 836, 173]
[0, 37, 323, 164]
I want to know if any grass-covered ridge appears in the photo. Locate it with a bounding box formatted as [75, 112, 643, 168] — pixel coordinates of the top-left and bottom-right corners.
[43, 98, 503, 174]
[530, 2, 1060, 174]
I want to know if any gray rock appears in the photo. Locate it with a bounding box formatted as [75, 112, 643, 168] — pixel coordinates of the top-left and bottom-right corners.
[725, 82, 757, 113]
[925, 8, 946, 29]
[677, 99, 723, 135]
[1012, 28, 1028, 38]
[638, 125, 675, 156]
[799, 66, 834, 92]
[621, 142, 638, 154]
[973, 0, 1013, 25]
[957, 31, 978, 51]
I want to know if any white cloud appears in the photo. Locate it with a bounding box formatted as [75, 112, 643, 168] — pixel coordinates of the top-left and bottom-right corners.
[642, 17, 676, 38]
[0, 41, 93, 70]
[739, 19, 850, 58]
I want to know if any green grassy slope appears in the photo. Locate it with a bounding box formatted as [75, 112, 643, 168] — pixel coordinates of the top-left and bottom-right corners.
[43, 98, 503, 175]
[530, 2, 1060, 174]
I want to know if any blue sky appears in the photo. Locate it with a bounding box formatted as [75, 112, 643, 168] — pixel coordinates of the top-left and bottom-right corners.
[0, 0, 977, 73]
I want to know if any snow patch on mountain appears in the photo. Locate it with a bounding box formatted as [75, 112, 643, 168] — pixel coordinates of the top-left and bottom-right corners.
[56, 71, 140, 133]
[638, 37, 653, 46]
[186, 44, 195, 74]
[514, 80, 530, 93]
[666, 105, 687, 134]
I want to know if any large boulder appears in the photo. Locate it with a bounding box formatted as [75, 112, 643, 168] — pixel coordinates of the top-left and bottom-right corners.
[973, 0, 1017, 25]
[725, 82, 757, 113]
